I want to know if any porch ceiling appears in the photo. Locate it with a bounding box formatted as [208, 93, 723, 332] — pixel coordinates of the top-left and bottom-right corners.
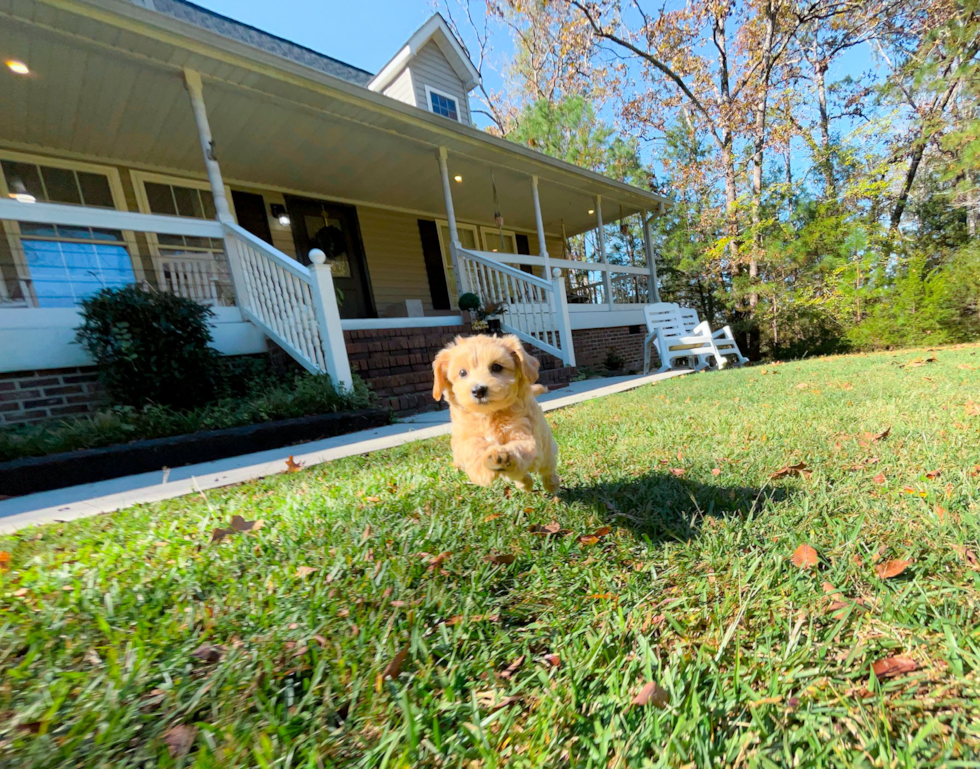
[0, 0, 668, 235]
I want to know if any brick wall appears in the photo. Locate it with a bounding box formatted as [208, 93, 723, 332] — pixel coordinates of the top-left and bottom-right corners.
[346, 324, 574, 415]
[572, 325, 648, 374]
[0, 367, 104, 426]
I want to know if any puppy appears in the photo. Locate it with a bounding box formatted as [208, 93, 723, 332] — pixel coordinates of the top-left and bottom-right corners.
[432, 334, 560, 493]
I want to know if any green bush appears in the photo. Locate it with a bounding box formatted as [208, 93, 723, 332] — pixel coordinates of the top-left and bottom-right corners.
[0, 373, 376, 462]
[75, 285, 220, 410]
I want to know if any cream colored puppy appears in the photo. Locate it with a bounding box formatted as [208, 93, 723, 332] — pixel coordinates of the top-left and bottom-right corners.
[432, 334, 560, 493]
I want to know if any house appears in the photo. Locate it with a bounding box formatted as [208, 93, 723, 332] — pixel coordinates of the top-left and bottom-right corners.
[0, 0, 669, 424]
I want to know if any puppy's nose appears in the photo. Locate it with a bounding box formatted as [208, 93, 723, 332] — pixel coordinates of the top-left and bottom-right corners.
[471, 384, 489, 399]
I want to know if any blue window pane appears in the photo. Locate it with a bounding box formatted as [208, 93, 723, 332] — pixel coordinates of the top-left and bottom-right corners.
[429, 91, 458, 121]
[23, 241, 135, 307]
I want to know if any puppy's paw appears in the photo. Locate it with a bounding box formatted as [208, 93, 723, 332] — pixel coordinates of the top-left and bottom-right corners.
[484, 447, 512, 472]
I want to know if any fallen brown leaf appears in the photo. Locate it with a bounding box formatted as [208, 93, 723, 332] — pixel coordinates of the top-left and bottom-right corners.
[873, 473, 886, 484]
[425, 551, 452, 571]
[485, 552, 516, 565]
[230, 515, 262, 532]
[872, 656, 917, 680]
[483, 513, 502, 522]
[712, 467, 722, 476]
[190, 644, 225, 664]
[0, 551, 10, 572]
[475, 690, 522, 713]
[500, 655, 525, 680]
[285, 455, 303, 473]
[594, 526, 611, 537]
[383, 648, 408, 680]
[874, 559, 910, 579]
[163, 724, 197, 758]
[210, 527, 232, 543]
[925, 469, 942, 479]
[542, 653, 561, 668]
[631, 681, 670, 708]
[669, 467, 686, 477]
[772, 462, 813, 479]
[791, 544, 819, 569]
[577, 535, 600, 546]
[363, 496, 381, 503]
[529, 522, 569, 536]
[295, 566, 318, 578]
[954, 545, 980, 571]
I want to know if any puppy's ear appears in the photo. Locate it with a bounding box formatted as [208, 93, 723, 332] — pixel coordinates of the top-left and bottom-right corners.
[432, 343, 455, 401]
[500, 334, 540, 385]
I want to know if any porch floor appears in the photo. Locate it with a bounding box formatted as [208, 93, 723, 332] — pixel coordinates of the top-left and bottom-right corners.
[0, 369, 693, 533]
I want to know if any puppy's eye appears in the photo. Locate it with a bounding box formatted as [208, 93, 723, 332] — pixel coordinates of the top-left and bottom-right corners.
[459, 369, 468, 378]
[490, 363, 503, 373]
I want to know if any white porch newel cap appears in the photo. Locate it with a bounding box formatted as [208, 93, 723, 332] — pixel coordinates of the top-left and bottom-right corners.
[551, 267, 562, 278]
[309, 248, 327, 265]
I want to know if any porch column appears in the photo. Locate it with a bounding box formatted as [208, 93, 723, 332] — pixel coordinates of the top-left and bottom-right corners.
[183, 69, 233, 223]
[642, 209, 661, 303]
[594, 195, 612, 309]
[437, 147, 466, 296]
[530, 175, 551, 278]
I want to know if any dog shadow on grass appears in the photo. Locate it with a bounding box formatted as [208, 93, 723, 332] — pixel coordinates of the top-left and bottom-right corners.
[559, 471, 792, 545]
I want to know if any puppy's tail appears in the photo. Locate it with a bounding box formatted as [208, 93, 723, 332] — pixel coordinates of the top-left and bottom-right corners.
[531, 384, 549, 397]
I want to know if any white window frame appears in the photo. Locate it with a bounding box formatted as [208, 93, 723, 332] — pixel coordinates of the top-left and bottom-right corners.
[479, 226, 519, 255]
[424, 85, 464, 124]
[0, 151, 141, 307]
[130, 171, 237, 298]
[435, 219, 479, 309]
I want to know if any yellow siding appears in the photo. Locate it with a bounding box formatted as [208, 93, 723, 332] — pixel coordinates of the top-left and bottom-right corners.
[356, 206, 433, 315]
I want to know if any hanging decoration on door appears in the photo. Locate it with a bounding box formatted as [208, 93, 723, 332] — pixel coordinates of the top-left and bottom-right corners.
[305, 215, 351, 277]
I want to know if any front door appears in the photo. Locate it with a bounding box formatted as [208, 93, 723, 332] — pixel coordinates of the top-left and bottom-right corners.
[284, 195, 374, 318]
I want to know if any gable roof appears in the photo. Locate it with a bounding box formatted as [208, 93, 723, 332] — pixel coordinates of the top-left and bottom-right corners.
[368, 13, 480, 94]
[140, 0, 373, 85]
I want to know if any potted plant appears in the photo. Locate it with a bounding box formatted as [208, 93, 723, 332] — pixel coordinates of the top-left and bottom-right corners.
[479, 300, 507, 335]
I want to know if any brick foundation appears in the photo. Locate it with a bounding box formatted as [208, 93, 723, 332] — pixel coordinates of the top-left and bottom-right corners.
[572, 324, 648, 373]
[345, 324, 575, 415]
[0, 367, 105, 426]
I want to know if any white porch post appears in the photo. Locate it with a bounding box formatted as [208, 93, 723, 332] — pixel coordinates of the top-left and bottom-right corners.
[642, 208, 661, 303]
[310, 250, 354, 388]
[594, 195, 612, 308]
[551, 269, 576, 367]
[183, 69, 233, 224]
[437, 147, 467, 296]
[530, 175, 551, 279]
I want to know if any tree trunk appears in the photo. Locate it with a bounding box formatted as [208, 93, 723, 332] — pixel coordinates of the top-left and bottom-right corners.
[814, 54, 836, 200]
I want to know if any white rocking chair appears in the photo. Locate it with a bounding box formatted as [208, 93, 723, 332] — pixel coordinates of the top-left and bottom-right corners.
[642, 302, 723, 374]
[677, 307, 749, 368]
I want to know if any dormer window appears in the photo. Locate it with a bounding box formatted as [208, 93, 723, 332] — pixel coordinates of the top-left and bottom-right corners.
[426, 86, 460, 122]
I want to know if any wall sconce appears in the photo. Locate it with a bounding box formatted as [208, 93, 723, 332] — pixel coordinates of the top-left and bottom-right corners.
[8, 178, 36, 204]
[270, 203, 290, 226]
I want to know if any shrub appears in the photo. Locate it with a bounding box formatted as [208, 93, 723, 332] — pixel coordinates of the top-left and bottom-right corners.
[0, 372, 376, 462]
[458, 292, 481, 312]
[75, 286, 219, 410]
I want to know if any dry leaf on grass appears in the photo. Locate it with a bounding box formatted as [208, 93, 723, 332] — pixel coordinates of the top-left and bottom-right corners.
[631, 681, 670, 708]
[210, 527, 232, 543]
[925, 469, 942, 479]
[873, 473, 886, 485]
[500, 655, 525, 680]
[475, 690, 522, 713]
[872, 656, 917, 680]
[163, 724, 197, 758]
[712, 468, 722, 476]
[0, 551, 10, 572]
[594, 526, 611, 537]
[529, 522, 570, 536]
[424, 551, 452, 572]
[542, 653, 561, 668]
[772, 462, 813, 479]
[954, 545, 980, 571]
[485, 553, 516, 565]
[669, 467, 686, 477]
[577, 535, 600, 546]
[229, 515, 262, 532]
[189, 643, 225, 664]
[483, 513, 502, 522]
[285, 455, 303, 473]
[295, 566, 318, 578]
[383, 648, 408, 680]
[874, 559, 910, 579]
[791, 544, 819, 569]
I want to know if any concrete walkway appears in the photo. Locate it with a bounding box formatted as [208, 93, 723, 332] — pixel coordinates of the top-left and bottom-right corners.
[0, 369, 690, 533]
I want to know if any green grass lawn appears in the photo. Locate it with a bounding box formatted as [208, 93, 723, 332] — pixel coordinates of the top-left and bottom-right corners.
[3, 345, 980, 768]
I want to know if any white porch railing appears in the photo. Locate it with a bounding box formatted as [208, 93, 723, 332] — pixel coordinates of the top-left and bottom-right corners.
[457, 247, 575, 366]
[221, 222, 351, 385]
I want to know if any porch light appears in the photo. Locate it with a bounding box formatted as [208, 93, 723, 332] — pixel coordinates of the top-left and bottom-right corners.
[5, 59, 29, 75]
[454, 175, 463, 182]
[270, 203, 290, 227]
[7, 178, 35, 204]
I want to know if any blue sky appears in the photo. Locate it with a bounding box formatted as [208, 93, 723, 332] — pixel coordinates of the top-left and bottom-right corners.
[190, 0, 440, 75]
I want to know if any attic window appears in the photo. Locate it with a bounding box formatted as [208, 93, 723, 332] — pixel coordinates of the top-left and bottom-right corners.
[426, 86, 460, 122]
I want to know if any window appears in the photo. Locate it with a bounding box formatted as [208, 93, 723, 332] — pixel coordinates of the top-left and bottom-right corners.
[435, 220, 479, 307]
[425, 86, 461, 122]
[0, 155, 135, 307]
[141, 180, 222, 253]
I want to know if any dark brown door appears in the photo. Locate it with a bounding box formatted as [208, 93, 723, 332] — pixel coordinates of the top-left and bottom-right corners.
[284, 196, 374, 319]
[231, 190, 274, 245]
